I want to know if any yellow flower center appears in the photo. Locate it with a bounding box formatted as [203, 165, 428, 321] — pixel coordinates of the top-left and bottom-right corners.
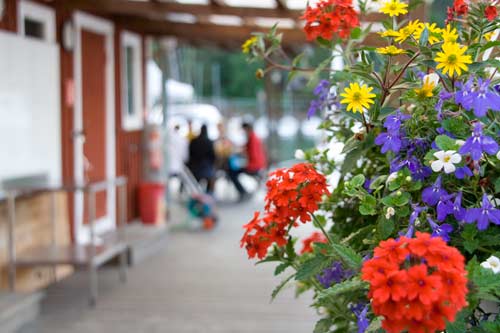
[389, 3, 397, 10]
[352, 92, 361, 101]
[447, 54, 457, 64]
[443, 156, 451, 163]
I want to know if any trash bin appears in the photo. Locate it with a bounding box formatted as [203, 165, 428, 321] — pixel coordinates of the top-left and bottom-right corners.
[138, 182, 165, 225]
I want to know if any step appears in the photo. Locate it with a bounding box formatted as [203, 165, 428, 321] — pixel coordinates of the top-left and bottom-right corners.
[0, 292, 44, 333]
[123, 223, 169, 266]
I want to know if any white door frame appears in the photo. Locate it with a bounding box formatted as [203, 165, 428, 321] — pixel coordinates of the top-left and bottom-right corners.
[73, 11, 116, 244]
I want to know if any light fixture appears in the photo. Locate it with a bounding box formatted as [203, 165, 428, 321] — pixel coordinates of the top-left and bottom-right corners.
[0, 0, 5, 19]
[62, 20, 74, 51]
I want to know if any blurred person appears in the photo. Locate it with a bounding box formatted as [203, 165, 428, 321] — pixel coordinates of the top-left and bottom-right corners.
[214, 122, 233, 172]
[186, 120, 197, 141]
[228, 121, 267, 202]
[167, 124, 188, 178]
[188, 124, 216, 194]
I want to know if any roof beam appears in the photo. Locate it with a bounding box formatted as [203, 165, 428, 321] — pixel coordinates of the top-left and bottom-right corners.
[113, 15, 307, 46]
[276, 0, 288, 10]
[61, 0, 303, 19]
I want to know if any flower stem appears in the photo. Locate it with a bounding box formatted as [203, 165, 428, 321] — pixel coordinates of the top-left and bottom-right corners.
[311, 213, 333, 245]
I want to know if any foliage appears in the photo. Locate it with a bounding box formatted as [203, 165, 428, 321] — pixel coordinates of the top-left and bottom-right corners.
[241, 0, 500, 332]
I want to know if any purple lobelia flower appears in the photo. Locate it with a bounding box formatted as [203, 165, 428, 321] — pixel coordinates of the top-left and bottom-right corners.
[317, 261, 353, 288]
[375, 131, 402, 153]
[455, 166, 473, 179]
[375, 111, 410, 154]
[384, 110, 411, 131]
[459, 122, 499, 161]
[422, 176, 447, 206]
[427, 217, 454, 242]
[453, 192, 466, 222]
[455, 78, 474, 110]
[436, 193, 455, 222]
[436, 90, 454, 119]
[307, 80, 338, 118]
[407, 156, 432, 181]
[352, 304, 369, 333]
[465, 193, 500, 230]
[468, 78, 500, 117]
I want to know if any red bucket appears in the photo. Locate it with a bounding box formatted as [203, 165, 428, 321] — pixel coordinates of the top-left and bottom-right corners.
[138, 182, 165, 225]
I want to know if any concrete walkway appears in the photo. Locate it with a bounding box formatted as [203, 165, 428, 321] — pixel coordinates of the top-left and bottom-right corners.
[20, 194, 317, 333]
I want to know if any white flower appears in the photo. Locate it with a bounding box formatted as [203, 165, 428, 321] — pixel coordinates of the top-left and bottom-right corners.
[481, 256, 500, 274]
[385, 207, 395, 219]
[456, 139, 465, 147]
[497, 150, 500, 160]
[431, 150, 461, 174]
[423, 73, 440, 88]
[387, 172, 399, 183]
[294, 149, 305, 160]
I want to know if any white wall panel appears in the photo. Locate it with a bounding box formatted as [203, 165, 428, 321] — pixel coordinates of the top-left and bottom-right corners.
[0, 31, 61, 185]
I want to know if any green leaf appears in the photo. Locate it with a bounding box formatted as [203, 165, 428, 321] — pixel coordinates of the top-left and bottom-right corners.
[313, 318, 333, 333]
[274, 262, 289, 276]
[419, 27, 429, 46]
[330, 243, 363, 269]
[446, 309, 468, 333]
[378, 217, 394, 239]
[317, 277, 367, 301]
[351, 174, 366, 188]
[366, 316, 383, 332]
[494, 178, 500, 193]
[350, 27, 362, 40]
[271, 274, 295, 301]
[435, 135, 458, 151]
[295, 255, 329, 281]
[360, 195, 377, 216]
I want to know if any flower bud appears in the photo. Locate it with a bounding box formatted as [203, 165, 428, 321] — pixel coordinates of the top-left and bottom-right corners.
[255, 69, 264, 79]
[385, 207, 395, 219]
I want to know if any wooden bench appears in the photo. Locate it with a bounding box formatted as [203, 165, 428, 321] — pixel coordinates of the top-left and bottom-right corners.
[5, 178, 128, 306]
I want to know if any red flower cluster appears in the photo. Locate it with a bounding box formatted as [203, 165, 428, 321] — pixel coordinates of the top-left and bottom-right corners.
[447, 0, 469, 22]
[300, 231, 328, 254]
[302, 0, 360, 41]
[361, 233, 468, 333]
[485, 5, 498, 21]
[241, 163, 330, 259]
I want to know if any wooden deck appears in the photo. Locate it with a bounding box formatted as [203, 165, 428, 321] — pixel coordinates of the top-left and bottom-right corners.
[18, 197, 318, 333]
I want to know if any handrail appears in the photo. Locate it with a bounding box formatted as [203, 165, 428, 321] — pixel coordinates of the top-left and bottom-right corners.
[6, 176, 128, 292]
[4, 176, 128, 198]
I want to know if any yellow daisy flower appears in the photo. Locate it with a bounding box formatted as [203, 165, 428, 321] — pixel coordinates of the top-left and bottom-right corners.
[441, 24, 459, 44]
[340, 83, 376, 114]
[379, 29, 400, 38]
[376, 45, 407, 55]
[435, 43, 472, 77]
[394, 20, 421, 44]
[242, 36, 258, 54]
[484, 32, 495, 41]
[414, 23, 443, 45]
[380, 0, 408, 17]
[415, 75, 437, 98]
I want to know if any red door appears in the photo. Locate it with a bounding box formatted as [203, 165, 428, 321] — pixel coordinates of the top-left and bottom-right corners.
[81, 29, 107, 222]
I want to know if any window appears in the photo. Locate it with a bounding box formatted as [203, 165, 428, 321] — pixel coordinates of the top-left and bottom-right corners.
[18, 0, 55, 43]
[121, 31, 144, 131]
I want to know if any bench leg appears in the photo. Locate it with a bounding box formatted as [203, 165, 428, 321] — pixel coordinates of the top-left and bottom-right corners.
[8, 265, 16, 291]
[119, 252, 127, 283]
[89, 265, 98, 307]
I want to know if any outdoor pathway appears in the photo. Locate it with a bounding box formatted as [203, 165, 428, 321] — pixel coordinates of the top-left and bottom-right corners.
[20, 192, 317, 333]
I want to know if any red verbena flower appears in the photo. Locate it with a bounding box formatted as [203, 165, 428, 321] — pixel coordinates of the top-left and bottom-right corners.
[485, 5, 498, 21]
[453, 0, 469, 16]
[362, 232, 468, 333]
[302, 0, 360, 41]
[300, 231, 327, 254]
[241, 163, 330, 260]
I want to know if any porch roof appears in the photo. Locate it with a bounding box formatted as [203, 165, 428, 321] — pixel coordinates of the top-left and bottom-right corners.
[55, 0, 394, 48]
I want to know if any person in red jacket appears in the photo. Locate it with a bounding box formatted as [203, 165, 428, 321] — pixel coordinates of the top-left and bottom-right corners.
[228, 122, 267, 202]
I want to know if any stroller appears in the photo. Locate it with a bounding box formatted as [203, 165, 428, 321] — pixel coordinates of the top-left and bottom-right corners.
[179, 165, 218, 230]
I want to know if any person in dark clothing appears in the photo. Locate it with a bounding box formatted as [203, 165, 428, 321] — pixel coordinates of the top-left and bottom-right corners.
[188, 124, 216, 194]
[228, 122, 267, 202]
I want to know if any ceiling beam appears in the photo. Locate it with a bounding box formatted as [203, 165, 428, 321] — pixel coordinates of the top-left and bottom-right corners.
[113, 15, 307, 46]
[276, 0, 288, 10]
[61, 0, 303, 20]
